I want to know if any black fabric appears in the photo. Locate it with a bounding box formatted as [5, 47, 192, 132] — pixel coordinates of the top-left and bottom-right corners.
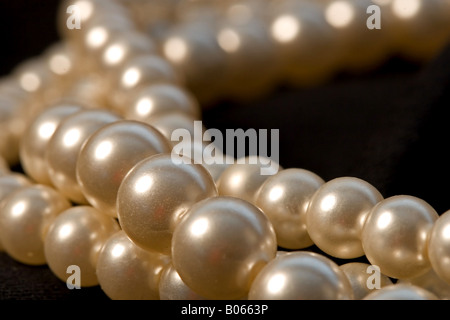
[1, 0, 450, 300]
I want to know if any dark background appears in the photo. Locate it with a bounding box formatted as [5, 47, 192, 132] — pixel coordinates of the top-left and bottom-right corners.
[1, 1, 450, 300]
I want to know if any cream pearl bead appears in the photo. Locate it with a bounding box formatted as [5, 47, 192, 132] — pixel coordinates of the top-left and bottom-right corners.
[217, 156, 282, 205]
[76, 120, 171, 217]
[363, 284, 438, 300]
[0, 185, 71, 265]
[306, 177, 383, 259]
[339, 262, 393, 300]
[123, 83, 201, 121]
[109, 54, 181, 112]
[268, 0, 338, 86]
[20, 103, 83, 185]
[99, 31, 157, 73]
[215, 16, 277, 101]
[428, 210, 450, 285]
[399, 268, 450, 300]
[171, 196, 277, 300]
[0, 173, 33, 252]
[44, 206, 120, 287]
[248, 251, 354, 300]
[117, 153, 217, 255]
[255, 168, 325, 250]
[96, 230, 170, 300]
[361, 195, 439, 280]
[46, 109, 122, 204]
[159, 263, 206, 300]
[161, 20, 228, 105]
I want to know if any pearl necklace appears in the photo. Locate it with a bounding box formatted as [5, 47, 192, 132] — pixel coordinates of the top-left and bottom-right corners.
[1, 0, 450, 300]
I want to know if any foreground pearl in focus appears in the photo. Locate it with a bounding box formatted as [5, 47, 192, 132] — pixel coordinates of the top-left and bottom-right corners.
[339, 262, 393, 299]
[217, 156, 281, 204]
[0, 185, 71, 265]
[428, 210, 450, 285]
[361, 195, 439, 279]
[46, 109, 121, 204]
[363, 284, 438, 300]
[96, 230, 170, 300]
[20, 103, 83, 185]
[76, 120, 171, 217]
[117, 153, 217, 255]
[159, 263, 206, 300]
[306, 177, 384, 259]
[255, 168, 324, 249]
[248, 251, 354, 300]
[172, 196, 277, 300]
[44, 206, 120, 287]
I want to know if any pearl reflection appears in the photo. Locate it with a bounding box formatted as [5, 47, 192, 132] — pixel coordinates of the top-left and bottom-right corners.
[38, 122, 57, 139]
[111, 243, 125, 258]
[267, 273, 286, 294]
[217, 28, 241, 53]
[104, 44, 125, 66]
[320, 194, 336, 212]
[164, 37, 188, 63]
[86, 27, 108, 48]
[268, 186, 284, 202]
[136, 98, 154, 116]
[392, 0, 421, 19]
[122, 67, 141, 88]
[63, 128, 81, 147]
[442, 224, 450, 240]
[377, 211, 392, 230]
[271, 15, 300, 43]
[325, 1, 355, 28]
[20, 72, 41, 92]
[58, 223, 74, 240]
[94, 141, 113, 160]
[190, 218, 209, 237]
[49, 54, 72, 76]
[134, 175, 153, 194]
[11, 201, 26, 218]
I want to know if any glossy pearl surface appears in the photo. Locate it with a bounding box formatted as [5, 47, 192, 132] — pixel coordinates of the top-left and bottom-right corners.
[46, 109, 121, 204]
[172, 196, 277, 300]
[217, 156, 281, 204]
[44, 206, 120, 286]
[255, 168, 324, 249]
[0, 185, 71, 265]
[428, 210, 450, 284]
[248, 251, 354, 300]
[159, 263, 206, 300]
[363, 283, 438, 300]
[339, 262, 393, 299]
[76, 120, 171, 217]
[361, 195, 439, 279]
[20, 104, 83, 185]
[117, 153, 217, 254]
[96, 230, 170, 300]
[306, 177, 383, 259]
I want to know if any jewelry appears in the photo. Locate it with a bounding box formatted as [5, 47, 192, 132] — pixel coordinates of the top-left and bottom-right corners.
[1, 0, 450, 300]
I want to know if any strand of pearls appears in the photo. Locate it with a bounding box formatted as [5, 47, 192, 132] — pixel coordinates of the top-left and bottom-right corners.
[0, 0, 450, 300]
